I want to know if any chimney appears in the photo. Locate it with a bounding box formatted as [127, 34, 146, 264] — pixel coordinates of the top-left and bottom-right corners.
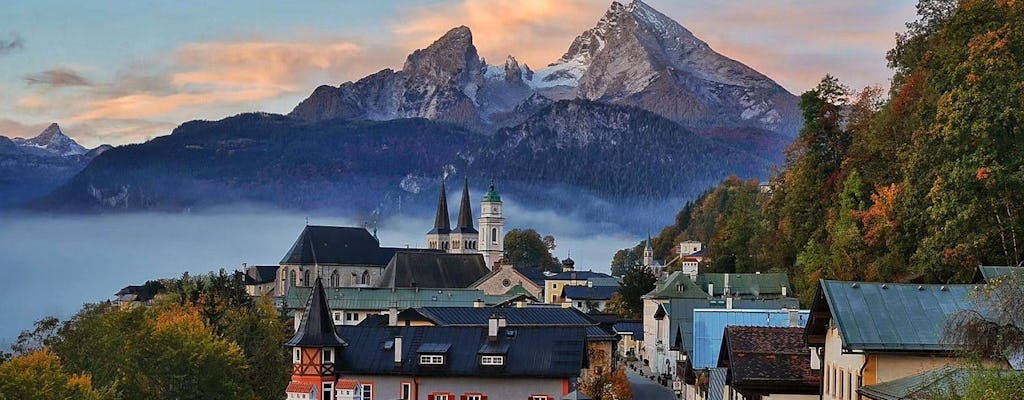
[488, 314, 500, 340]
[726, 297, 733, 309]
[394, 336, 403, 364]
[708, 283, 714, 296]
[388, 307, 398, 326]
[724, 274, 730, 295]
[473, 298, 485, 308]
[788, 309, 800, 327]
[781, 286, 788, 297]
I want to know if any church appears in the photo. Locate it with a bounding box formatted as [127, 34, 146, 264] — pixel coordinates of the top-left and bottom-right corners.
[272, 178, 506, 293]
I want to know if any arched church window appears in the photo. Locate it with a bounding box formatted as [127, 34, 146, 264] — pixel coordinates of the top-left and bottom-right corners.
[303, 270, 311, 286]
[330, 270, 340, 287]
[289, 270, 297, 288]
[361, 271, 369, 285]
[491, 228, 497, 243]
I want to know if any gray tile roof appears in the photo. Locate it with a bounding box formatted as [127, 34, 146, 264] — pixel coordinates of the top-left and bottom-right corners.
[280, 225, 398, 266]
[375, 251, 489, 289]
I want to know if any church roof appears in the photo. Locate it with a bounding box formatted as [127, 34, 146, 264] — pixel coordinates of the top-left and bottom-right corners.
[455, 178, 477, 234]
[279, 225, 395, 266]
[482, 181, 501, 203]
[286, 277, 348, 348]
[429, 180, 451, 234]
[375, 251, 490, 289]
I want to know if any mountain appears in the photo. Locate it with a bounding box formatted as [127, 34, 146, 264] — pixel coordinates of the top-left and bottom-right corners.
[29, 0, 801, 230]
[0, 124, 107, 208]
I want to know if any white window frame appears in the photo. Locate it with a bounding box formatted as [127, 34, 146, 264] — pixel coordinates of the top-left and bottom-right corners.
[468, 395, 482, 400]
[323, 382, 333, 400]
[435, 395, 450, 400]
[419, 354, 444, 365]
[293, 348, 301, 363]
[400, 383, 412, 400]
[361, 384, 372, 400]
[531, 396, 549, 400]
[322, 348, 334, 364]
[480, 355, 504, 365]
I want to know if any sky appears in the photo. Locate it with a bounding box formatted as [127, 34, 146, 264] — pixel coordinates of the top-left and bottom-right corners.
[0, 0, 918, 148]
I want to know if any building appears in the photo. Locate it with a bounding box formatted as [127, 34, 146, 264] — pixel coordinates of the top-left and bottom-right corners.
[282, 286, 493, 329]
[562, 284, 620, 313]
[973, 265, 1022, 283]
[114, 284, 158, 308]
[276, 226, 401, 293]
[284, 277, 585, 400]
[858, 367, 1023, 400]
[374, 250, 490, 289]
[804, 280, 1010, 400]
[642, 272, 710, 379]
[242, 264, 279, 296]
[717, 326, 820, 400]
[613, 321, 644, 359]
[426, 179, 506, 269]
[694, 273, 791, 299]
[544, 270, 617, 304]
[396, 306, 618, 380]
[471, 263, 546, 298]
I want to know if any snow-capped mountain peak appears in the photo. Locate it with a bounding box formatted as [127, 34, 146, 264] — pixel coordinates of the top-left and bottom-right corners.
[13, 123, 88, 156]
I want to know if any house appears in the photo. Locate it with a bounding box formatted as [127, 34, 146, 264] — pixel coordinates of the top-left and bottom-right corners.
[804, 280, 1010, 400]
[242, 264, 279, 296]
[471, 262, 546, 298]
[396, 306, 618, 379]
[543, 270, 617, 304]
[374, 251, 490, 289]
[114, 284, 159, 307]
[973, 265, 1022, 283]
[612, 321, 643, 358]
[717, 326, 820, 400]
[282, 286, 493, 329]
[642, 272, 710, 378]
[276, 225, 404, 293]
[562, 284, 619, 313]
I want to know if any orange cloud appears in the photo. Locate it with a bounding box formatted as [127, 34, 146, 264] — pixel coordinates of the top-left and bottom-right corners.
[69, 88, 280, 122]
[172, 41, 364, 91]
[395, 0, 602, 67]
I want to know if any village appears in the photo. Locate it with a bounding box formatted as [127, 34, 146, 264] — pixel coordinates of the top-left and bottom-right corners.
[111, 179, 1024, 400]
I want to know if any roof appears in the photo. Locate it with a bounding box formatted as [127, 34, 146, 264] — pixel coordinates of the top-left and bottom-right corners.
[613, 321, 643, 340]
[858, 367, 972, 400]
[513, 266, 548, 286]
[707, 367, 727, 400]
[244, 265, 279, 285]
[665, 298, 799, 365]
[280, 225, 396, 266]
[719, 326, 820, 396]
[547, 271, 613, 281]
[482, 181, 501, 203]
[401, 306, 597, 327]
[454, 178, 476, 234]
[645, 272, 709, 299]
[337, 380, 359, 390]
[335, 325, 585, 378]
[282, 286, 486, 311]
[430, 180, 451, 234]
[115, 285, 158, 302]
[694, 273, 790, 297]
[285, 382, 315, 394]
[806, 280, 983, 352]
[975, 266, 1022, 283]
[691, 308, 807, 369]
[375, 251, 489, 289]
[563, 285, 620, 301]
[286, 277, 348, 348]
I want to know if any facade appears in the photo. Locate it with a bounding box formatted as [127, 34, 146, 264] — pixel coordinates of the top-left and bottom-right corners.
[471, 263, 545, 297]
[613, 321, 643, 359]
[804, 280, 1009, 400]
[426, 179, 505, 269]
[543, 271, 616, 304]
[642, 272, 710, 378]
[285, 277, 584, 400]
[276, 226, 400, 293]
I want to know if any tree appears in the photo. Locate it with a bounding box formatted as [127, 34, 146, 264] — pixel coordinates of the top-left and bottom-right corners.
[945, 271, 1024, 366]
[616, 265, 658, 318]
[0, 350, 113, 400]
[504, 228, 560, 272]
[11, 316, 60, 356]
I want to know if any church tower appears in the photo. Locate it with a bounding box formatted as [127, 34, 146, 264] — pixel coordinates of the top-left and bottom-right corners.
[449, 177, 478, 254]
[285, 276, 347, 400]
[643, 235, 654, 269]
[426, 179, 451, 250]
[478, 180, 505, 268]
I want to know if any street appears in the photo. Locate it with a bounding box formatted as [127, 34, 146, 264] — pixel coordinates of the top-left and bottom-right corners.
[627, 370, 677, 400]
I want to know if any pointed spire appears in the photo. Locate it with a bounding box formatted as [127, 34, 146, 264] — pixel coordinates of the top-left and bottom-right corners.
[285, 277, 347, 348]
[430, 178, 451, 234]
[457, 177, 475, 231]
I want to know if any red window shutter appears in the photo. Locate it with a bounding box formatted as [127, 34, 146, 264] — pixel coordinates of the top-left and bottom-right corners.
[461, 396, 468, 400]
[428, 396, 434, 400]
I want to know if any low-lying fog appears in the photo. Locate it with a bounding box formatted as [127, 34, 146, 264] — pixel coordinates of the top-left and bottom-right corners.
[0, 201, 639, 347]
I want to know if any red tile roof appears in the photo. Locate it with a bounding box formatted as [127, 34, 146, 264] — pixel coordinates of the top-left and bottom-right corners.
[720, 326, 821, 391]
[337, 380, 359, 390]
[285, 382, 315, 393]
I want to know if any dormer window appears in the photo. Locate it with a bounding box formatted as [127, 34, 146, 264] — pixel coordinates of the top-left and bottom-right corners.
[420, 354, 444, 365]
[322, 348, 334, 364]
[480, 355, 504, 366]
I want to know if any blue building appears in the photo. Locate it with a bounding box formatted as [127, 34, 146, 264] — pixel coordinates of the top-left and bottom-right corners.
[691, 308, 809, 370]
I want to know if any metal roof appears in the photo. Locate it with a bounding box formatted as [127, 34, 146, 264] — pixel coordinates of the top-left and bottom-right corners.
[404, 306, 597, 327]
[695, 273, 790, 297]
[417, 342, 451, 353]
[858, 367, 969, 400]
[691, 308, 807, 370]
[547, 271, 613, 280]
[976, 266, 1022, 282]
[283, 286, 485, 311]
[280, 225, 397, 266]
[375, 251, 489, 289]
[645, 271, 710, 299]
[815, 280, 982, 352]
[667, 298, 799, 356]
[707, 367, 728, 400]
[335, 325, 585, 378]
[562, 285, 620, 301]
[286, 277, 348, 348]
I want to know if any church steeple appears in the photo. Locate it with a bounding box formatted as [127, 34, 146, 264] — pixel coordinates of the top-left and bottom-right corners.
[286, 276, 347, 348]
[456, 177, 476, 233]
[430, 179, 451, 234]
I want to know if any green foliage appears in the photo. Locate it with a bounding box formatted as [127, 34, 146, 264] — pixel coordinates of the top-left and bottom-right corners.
[923, 368, 1024, 400]
[616, 265, 658, 318]
[504, 228, 561, 272]
[0, 350, 115, 400]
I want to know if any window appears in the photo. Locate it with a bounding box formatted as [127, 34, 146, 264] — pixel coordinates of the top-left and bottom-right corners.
[346, 312, 356, 321]
[289, 270, 297, 288]
[361, 270, 369, 285]
[491, 228, 497, 243]
[466, 395, 483, 400]
[553, 283, 558, 288]
[419, 354, 444, 365]
[302, 269, 311, 286]
[530, 396, 551, 400]
[480, 355, 504, 365]
[330, 270, 340, 287]
[430, 394, 451, 400]
[322, 348, 334, 364]
[333, 311, 342, 323]
[293, 348, 301, 363]
[360, 383, 372, 400]
[502, 278, 511, 287]
[400, 382, 412, 400]
[323, 383, 333, 400]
